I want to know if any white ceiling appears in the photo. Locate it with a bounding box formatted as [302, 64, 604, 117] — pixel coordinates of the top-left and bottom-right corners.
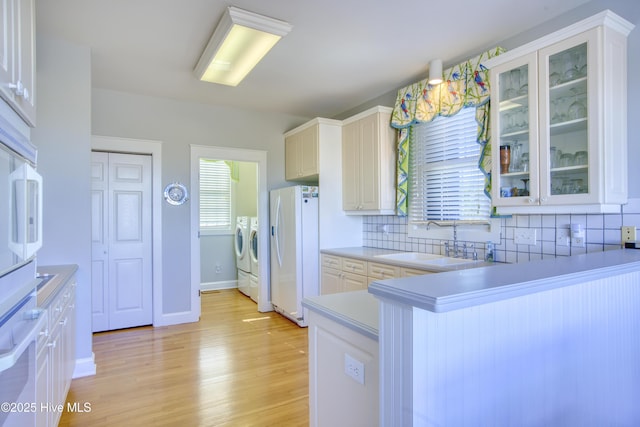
[36, 0, 591, 119]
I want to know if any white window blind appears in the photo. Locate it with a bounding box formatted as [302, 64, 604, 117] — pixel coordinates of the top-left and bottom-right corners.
[409, 107, 490, 223]
[199, 159, 232, 232]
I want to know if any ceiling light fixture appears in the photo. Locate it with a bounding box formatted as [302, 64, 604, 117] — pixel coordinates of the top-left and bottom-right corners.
[428, 59, 443, 85]
[194, 6, 292, 87]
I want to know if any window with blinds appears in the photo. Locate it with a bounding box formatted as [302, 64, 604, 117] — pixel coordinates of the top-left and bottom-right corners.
[199, 159, 232, 232]
[409, 106, 490, 223]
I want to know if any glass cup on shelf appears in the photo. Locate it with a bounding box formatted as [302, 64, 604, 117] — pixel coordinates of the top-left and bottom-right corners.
[562, 51, 580, 82]
[501, 111, 514, 133]
[510, 141, 522, 172]
[520, 152, 529, 172]
[503, 71, 516, 99]
[577, 49, 587, 77]
[574, 151, 588, 166]
[551, 97, 568, 124]
[567, 88, 586, 121]
[549, 58, 562, 87]
[515, 107, 528, 131]
[518, 68, 529, 96]
[559, 153, 575, 168]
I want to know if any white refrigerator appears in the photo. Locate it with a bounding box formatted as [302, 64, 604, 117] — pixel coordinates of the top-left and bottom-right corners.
[270, 185, 319, 327]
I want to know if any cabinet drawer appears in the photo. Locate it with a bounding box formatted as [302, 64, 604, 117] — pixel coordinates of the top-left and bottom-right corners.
[368, 262, 400, 280]
[341, 257, 367, 275]
[321, 254, 342, 270]
[342, 271, 368, 292]
[400, 267, 434, 278]
[320, 266, 342, 295]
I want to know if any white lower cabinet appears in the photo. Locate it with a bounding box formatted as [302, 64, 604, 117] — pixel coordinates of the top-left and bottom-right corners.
[307, 309, 379, 427]
[36, 319, 50, 427]
[36, 273, 76, 427]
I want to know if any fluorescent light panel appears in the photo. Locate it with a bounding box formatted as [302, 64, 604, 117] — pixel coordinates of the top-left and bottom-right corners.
[194, 7, 292, 87]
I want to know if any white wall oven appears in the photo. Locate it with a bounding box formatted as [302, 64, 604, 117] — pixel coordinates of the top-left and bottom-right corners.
[0, 112, 43, 427]
[0, 113, 42, 316]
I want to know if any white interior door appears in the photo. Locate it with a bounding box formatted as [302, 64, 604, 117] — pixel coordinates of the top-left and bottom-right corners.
[91, 151, 152, 332]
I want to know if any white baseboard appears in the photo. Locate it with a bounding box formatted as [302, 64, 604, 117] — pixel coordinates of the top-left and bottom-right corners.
[201, 280, 237, 292]
[73, 353, 97, 378]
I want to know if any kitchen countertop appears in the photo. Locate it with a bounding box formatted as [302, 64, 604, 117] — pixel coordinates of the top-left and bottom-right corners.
[321, 246, 492, 272]
[369, 248, 640, 313]
[302, 290, 379, 340]
[36, 264, 78, 307]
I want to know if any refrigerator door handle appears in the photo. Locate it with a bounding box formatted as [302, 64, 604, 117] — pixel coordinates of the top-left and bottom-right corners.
[274, 196, 283, 267]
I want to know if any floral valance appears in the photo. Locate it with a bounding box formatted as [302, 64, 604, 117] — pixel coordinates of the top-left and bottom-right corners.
[391, 47, 505, 129]
[391, 47, 505, 216]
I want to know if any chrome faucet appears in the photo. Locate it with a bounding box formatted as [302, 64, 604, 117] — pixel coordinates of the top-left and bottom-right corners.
[452, 222, 459, 257]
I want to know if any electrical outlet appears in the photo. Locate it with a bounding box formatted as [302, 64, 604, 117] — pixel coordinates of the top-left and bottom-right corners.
[556, 228, 570, 246]
[571, 235, 585, 247]
[514, 228, 537, 245]
[622, 226, 637, 243]
[344, 353, 365, 385]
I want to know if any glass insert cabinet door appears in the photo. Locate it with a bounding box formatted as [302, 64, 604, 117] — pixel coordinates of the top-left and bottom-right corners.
[491, 53, 539, 207]
[491, 28, 598, 208]
[538, 30, 598, 206]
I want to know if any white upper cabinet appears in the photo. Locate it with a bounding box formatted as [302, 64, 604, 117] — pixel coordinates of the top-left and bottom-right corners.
[342, 106, 396, 215]
[0, 0, 36, 126]
[486, 10, 633, 214]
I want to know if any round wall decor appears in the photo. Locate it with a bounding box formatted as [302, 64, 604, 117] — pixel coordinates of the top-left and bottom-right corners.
[164, 182, 189, 205]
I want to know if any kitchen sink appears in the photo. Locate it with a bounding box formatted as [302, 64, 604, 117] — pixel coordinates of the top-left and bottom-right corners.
[374, 252, 480, 267]
[374, 252, 444, 262]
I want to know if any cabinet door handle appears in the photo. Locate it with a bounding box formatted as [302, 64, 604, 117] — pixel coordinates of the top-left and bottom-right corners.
[540, 196, 547, 203]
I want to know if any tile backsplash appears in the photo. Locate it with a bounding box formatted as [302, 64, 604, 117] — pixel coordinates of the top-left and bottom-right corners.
[363, 198, 640, 263]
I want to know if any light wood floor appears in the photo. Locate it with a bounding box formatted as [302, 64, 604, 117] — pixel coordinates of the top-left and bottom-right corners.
[59, 290, 309, 426]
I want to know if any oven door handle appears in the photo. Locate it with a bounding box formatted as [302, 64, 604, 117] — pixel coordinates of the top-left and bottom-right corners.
[0, 311, 47, 373]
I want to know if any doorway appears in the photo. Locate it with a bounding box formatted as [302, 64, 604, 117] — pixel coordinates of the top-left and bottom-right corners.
[91, 151, 152, 331]
[190, 145, 270, 313]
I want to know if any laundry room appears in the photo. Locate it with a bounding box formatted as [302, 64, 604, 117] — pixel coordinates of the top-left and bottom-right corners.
[199, 159, 258, 300]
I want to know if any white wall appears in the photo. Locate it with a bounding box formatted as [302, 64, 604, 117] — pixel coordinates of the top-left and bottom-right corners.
[91, 88, 308, 314]
[31, 36, 94, 375]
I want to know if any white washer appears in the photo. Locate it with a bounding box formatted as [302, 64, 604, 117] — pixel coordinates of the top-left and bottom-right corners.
[249, 217, 259, 275]
[235, 216, 250, 273]
[249, 217, 259, 302]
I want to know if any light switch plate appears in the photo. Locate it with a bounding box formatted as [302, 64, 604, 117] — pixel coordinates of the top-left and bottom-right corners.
[514, 228, 537, 246]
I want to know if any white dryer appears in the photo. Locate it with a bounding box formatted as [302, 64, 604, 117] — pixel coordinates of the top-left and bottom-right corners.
[249, 217, 259, 302]
[235, 216, 251, 274]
